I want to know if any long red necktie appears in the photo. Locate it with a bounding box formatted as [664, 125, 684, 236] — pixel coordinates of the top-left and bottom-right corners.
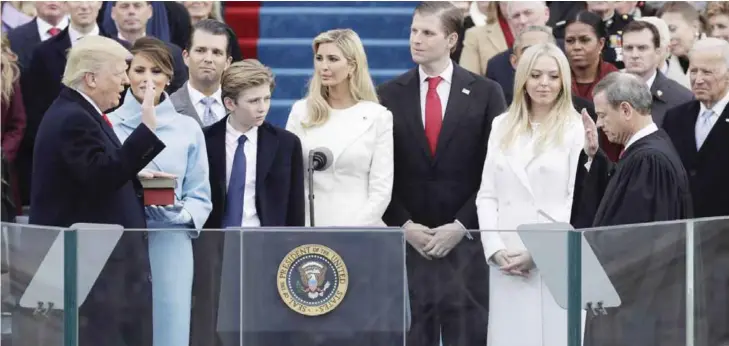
[101, 113, 113, 127]
[425, 76, 443, 154]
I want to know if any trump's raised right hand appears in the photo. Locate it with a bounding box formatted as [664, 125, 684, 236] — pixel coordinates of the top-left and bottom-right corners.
[141, 80, 157, 131]
[581, 108, 598, 159]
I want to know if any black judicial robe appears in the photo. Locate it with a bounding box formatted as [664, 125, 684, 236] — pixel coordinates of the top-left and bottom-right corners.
[581, 129, 695, 346]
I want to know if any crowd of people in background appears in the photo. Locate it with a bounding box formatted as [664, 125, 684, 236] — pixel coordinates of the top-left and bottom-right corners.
[0, 1, 728, 346]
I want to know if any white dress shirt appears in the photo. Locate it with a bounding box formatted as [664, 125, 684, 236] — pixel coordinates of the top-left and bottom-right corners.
[419, 60, 453, 126]
[225, 120, 260, 227]
[74, 88, 103, 117]
[624, 122, 658, 150]
[117, 31, 146, 42]
[68, 24, 100, 46]
[188, 83, 226, 124]
[696, 88, 728, 143]
[645, 70, 657, 89]
[37, 16, 69, 41]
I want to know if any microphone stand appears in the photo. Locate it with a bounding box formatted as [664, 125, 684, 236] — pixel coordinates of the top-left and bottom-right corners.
[307, 151, 316, 227]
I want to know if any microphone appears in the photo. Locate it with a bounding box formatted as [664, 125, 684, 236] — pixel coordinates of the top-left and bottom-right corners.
[307, 147, 332, 227]
[310, 148, 333, 171]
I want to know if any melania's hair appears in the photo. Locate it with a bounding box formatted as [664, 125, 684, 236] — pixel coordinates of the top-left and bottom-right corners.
[303, 29, 378, 127]
[500, 43, 579, 153]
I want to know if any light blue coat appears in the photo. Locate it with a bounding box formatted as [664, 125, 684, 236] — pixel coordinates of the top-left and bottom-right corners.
[108, 90, 212, 346]
[109, 90, 212, 231]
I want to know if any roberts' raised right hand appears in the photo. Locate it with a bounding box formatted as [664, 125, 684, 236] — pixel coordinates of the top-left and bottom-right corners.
[581, 108, 598, 159]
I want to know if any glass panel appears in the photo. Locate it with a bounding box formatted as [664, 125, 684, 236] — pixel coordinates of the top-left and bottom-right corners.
[579, 219, 692, 346]
[238, 227, 406, 345]
[478, 227, 573, 346]
[1, 221, 66, 346]
[68, 227, 408, 346]
[693, 216, 729, 346]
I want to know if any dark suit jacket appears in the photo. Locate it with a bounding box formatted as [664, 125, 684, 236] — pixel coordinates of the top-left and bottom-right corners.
[377, 63, 504, 331]
[190, 118, 305, 346]
[15, 30, 188, 205]
[169, 82, 202, 126]
[202, 118, 305, 228]
[378, 64, 506, 231]
[662, 100, 729, 218]
[649, 70, 693, 126]
[28, 87, 165, 345]
[663, 101, 729, 344]
[7, 18, 41, 73]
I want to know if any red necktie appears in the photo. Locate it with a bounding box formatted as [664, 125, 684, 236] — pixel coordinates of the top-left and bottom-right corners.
[48, 27, 61, 36]
[101, 113, 113, 128]
[425, 76, 443, 154]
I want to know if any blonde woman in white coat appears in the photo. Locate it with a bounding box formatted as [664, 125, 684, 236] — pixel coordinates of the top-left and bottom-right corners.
[476, 43, 586, 346]
[286, 29, 393, 227]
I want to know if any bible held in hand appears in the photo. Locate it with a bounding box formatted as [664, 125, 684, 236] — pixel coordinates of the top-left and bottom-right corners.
[139, 177, 176, 206]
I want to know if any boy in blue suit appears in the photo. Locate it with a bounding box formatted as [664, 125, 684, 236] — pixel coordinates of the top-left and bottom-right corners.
[190, 59, 305, 346]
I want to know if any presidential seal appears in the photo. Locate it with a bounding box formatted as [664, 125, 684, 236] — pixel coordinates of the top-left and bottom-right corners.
[277, 244, 349, 316]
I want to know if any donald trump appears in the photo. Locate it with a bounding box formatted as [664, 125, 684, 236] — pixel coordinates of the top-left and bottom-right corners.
[29, 35, 165, 345]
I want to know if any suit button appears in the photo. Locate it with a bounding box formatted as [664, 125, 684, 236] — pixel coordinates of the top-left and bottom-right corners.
[147, 273, 153, 282]
[143, 232, 148, 240]
[137, 192, 143, 198]
[689, 170, 697, 177]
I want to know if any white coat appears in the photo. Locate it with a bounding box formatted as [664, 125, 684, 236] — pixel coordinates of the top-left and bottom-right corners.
[286, 99, 394, 227]
[476, 113, 585, 346]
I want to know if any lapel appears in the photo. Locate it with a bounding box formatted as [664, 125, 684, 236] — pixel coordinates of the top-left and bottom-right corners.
[650, 70, 668, 104]
[207, 116, 228, 201]
[698, 103, 729, 157]
[175, 82, 202, 125]
[255, 123, 279, 186]
[61, 87, 122, 147]
[674, 101, 702, 159]
[51, 29, 71, 61]
[26, 18, 41, 43]
[483, 23, 507, 54]
[434, 64, 474, 165]
[503, 135, 536, 199]
[397, 69, 433, 162]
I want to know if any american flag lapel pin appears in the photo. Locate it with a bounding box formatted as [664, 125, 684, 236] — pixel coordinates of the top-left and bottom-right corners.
[462, 88, 470, 95]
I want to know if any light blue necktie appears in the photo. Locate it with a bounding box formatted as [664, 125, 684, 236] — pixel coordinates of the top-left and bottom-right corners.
[696, 109, 714, 150]
[222, 135, 247, 228]
[200, 96, 218, 126]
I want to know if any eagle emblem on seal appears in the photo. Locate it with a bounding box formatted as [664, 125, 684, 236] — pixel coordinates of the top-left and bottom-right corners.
[297, 261, 332, 298]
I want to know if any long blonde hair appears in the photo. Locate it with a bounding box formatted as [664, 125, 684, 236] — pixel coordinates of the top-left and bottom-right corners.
[303, 29, 379, 127]
[1, 33, 20, 104]
[499, 43, 579, 153]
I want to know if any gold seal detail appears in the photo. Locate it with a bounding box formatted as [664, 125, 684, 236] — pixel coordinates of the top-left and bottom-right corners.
[277, 244, 349, 316]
